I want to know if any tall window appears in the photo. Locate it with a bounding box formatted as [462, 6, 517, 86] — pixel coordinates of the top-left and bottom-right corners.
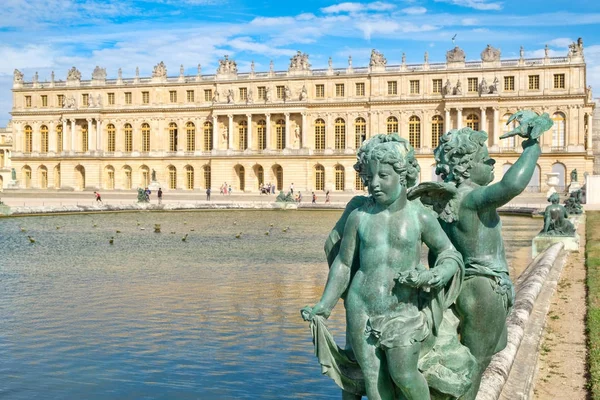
[315, 165, 325, 191]
[315, 119, 325, 150]
[41, 95, 48, 107]
[141, 123, 150, 152]
[335, 165, 345, 191]
[466, 114, 479, 131]
[82, 94, 89, 106]
[237, 166, 245, 191]
[431, 115, 444, 148]
[203, 122, 213, 151]
[40, 125, 48, 153]
[186, 122, 196, 152]
[553, 74, 565, 89]
[108, 93, 115, 105]
[387, 81, 397, 95]
[257, 119, 266, 150]
[502, 114, 516, 148]
[106, 169, 114, 190]
[408, 116, 421, 148]
[169, 91, 177, 103]
[335, 83, 345, 97]
[276, 119, 285, 150]
[24, 125, 32, 152]
[124, 167, 132, 189]
[57, 94, 64, 107]
[468, 78, 478, 93]
[276, 86, 285, 99]
[82, 124, 88, 152]
[124, 123, 132, 152]
[203, 165, 211, 189]
[169, 123, 178, 151]
[258, 86, 266, 100]
[410, 80, 420, 94]
[315, 84, 325, 98]
[142, 91, 150, 104]
[432, 79, 443, 94]
[24, 96, 31, 108]
[528, 75, 540, 90]
[107, 124, 116, 152]
[552, 112, 566, 149]
[275, 165, 283, 190]
[168, 166, 177, 189]
[23, 167, 31, 188]
[239, 120, 248, 150]
[504, 76, 515, 91]
[185, 166, 194, 190]
[125, 92, 132, 104]
[186, 90, 195, 102]
[355, 82, 365, 96]
[257, 166, 264, 188]
[239, 87, 247, 101]
[204, 89, 213, 101]
[56, 124, 63, 152]
[141, 167, 150, 187]
[355, 172, 365, 191]
[40, 168, 48, 189]
[355, 117, 366, 149]
[386, 116, 398, 134]
[334, 118, 346, 150]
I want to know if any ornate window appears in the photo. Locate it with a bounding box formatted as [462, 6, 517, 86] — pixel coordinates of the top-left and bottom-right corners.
[124, 123, 133, 152]
[186, 90, 194, 102]
[355, 82, 365, 96]
[431, 115, 444, 148]
[239, 87, 247, 101]
[355, 172, 365, 191]
[82, 94, 89, 107]
[432, 79, 442, 94]
[552, 112, 566, 149]
[141, 166, 150, 187]
[23, 166, 32, 188]
[204, 89, 212, 102]
[106, 168, 114, 190]
[409, 80, 420, 94]
[57, 94, 64, 107]
[387, 81, 397, 95]
[335, 165, 345, 191]
[355, 117, 366, 149]
[257, 120, 266, 150]
[186, 122, 196, 152]
[169, 91, 177, 103]
[315, 84, 325, 98]
[334, 118, 346, 150]
[25, 96, 31, 108]
[168, 165, 177, 189]
[203, 121, 213, 151]
[40, 125, 48, 153]
[185, 165, 194, 190]
[41, 95, 48, 107]
[386, 116, 398, 134]
[24, 125, 32, 152]
[39, 167, 48, 189]
[141, 123, 150, 152]
[108, 93, 115, 105]
[107, 124, 116, 152]
[258, 87, 266, 100]
[275, 165, 283, 190]
[142, 91, 150, 104]
[203, 165, 211, 189]
[276, 86, 285, 99]
[335, 83, 345, 97]
[238, 120, 248, 150]
[467, 78, 478, 93]
[528, 75, 540, 90]
[315, 119, 325, 150]
[276, 119, 285, 150]
[504, 76, 515, 91]
[236, 165, 245, 191]
[123, 166, 132, 189]
[82, 124, 88, 152]
[466, 114, 479, 131]
[408, 116, 421, 148]
[315, 165, 325, 191]
[125, 92, 132, 104]
[553, 74, 565, 89]
[56, 124, 63, 152]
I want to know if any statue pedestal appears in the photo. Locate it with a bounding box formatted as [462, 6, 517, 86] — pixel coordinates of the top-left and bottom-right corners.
[568, 181, 581, 193]
[532, 234, 579, 258]
[5, 180, 19, 190]
[148, 181, 161, 192]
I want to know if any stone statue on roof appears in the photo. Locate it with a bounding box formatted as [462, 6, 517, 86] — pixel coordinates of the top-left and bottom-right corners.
[13, 69, 23, 84]
[289, 51, 311, 71]
[481, 45, 501, 62]
[369, 49, 387, 67]
[446, 46, 466, 63]
[92, 66, 107, 80]
[66, 66, 81, 82]
[152, 61, 167, 78]
[569, 38, 584, 58]
[217, 55, 238, 74]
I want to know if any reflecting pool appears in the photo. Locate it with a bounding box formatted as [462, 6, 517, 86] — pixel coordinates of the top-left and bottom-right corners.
[0, 211, 540, 399]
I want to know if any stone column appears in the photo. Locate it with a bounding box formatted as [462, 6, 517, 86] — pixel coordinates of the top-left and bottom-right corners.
[70, 119, 76, 152]
[493, 107, 499, 146]
[301, 112, 307, 148]
[228, 114, 234, 150]
[456, 108, 463, 129]
[61, 120, 67, 152]
[265, 113, 271, 150]
[480, 107, 488, 145]
[284, 112, 290, 149]
[86, 118, 94, 151]
[49, 122, 56, 153]
[212, 115, 218, 150]
[97, 118, 102, 151]
[444, 108, 451, 131]
[246, 114, 252, 150]
[588, 113, 594, 150]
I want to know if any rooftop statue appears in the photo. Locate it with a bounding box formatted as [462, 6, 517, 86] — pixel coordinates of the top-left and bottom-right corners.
[66, 66, 81, 82]
[446, 46, 466, 63]
[13, 69, 24, 84]
[152, 61, 167, 78]
[480, 44, 501, 62]
[289, 51, 311, 71]
[564, 189, 583, 215]
[91, 66, 107, 80]
[299, 85, 308, 101]
[217, 55, 238, 74]
[302, 134, 476, 399]
[369, 49, 387, 67]
[541, 193, 576, 235]
[408, 110, 553, 398]
[569, 37, 584, 58]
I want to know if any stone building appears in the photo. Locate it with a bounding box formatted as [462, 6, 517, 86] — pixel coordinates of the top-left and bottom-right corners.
[7, 40, 596, 193]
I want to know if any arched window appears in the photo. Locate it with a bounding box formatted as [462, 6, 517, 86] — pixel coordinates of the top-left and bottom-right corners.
[502, 114, 516, 148]
[185, 165, 194, 190]
[315, 119, 325, 150]
[238, 120, 248, 150]
[24, 125, 32, 152]
[54, 165, 61, 189]
[526, 164, 541, 192]
[74, 165, 85, 190]
[169, 122, 178, 151]
[186, 122, 196, 152]
[39, 166, 48, 189]
[141, 123, 150, 152]
[275, 165, 283, 190]
[124, 123, 133, 152]
[236, 165, 245, 191]
[203, 165, 211, 189]
[40, 125, 48, 153]
[203, 121, 213, 151]
[256, 165, 264, 188]
[386, 116, 398, 134]
[431, 115, 444, 148]
[334, 118, 346, 150]
[56, 124, 63, 152]
[276, 119, 285, 150]
[355, 171, 365, 191]
[466, 114, 479, 131]
[552, 112, 566, 149]
[315, 164, 325, 191]
[551, 162, 566, 191]
[257, 120, 266, 150]
[140, 165, 150, 187]
[81, 124, 88, 152]
[23, 166, 32, 188]
[355, 117, 366, 149]
[107, 124, 116, 152]
[408, 116, 421, 148]
[105, 166, 115, 189]
[335, 165, 345, 191]
[123, 165, 132, 189]
[168, 165, 177, 189]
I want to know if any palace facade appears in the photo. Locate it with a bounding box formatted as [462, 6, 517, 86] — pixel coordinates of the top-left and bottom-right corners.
[6, 40, 596, 193]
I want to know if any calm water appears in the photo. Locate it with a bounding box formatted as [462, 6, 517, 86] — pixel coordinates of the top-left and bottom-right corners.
[0, 210, 540, 399]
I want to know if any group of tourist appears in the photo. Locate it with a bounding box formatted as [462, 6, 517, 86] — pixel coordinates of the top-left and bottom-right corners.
[259, 182, 277, 195]
[220, 182, 232, 195]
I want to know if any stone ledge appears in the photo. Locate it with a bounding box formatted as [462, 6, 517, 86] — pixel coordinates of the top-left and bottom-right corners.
[532, 234, 579, 258]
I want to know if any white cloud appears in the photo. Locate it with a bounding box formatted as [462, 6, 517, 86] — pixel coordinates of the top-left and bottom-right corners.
[546, 38, 574, 48]
[434, 0, 503, 11]
[584, 45, 600, 99]
[401, 6, 427, 15]
[320, 1, 395, 14]
[461, 18, 478, 26]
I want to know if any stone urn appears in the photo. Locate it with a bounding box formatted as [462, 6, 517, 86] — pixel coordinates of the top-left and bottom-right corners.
[545, 172, 560, 198]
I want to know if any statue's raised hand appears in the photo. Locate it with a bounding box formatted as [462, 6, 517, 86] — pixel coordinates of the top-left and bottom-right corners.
[500, 111, 553, 141]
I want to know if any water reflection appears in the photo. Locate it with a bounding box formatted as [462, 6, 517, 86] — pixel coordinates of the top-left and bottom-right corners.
[0, 211, 539, 399]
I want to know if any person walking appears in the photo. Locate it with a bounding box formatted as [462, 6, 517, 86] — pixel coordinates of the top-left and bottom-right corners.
[206, 187, 211, 201]
[228, 184, 232, 195]
[157, 188, 163, 204]
[312, 192, 316, 204]
[325, 190, 330, 204]
[145, 187, 151, 202]
[94, 191, 102, 204]
[290, 183, 294, 195]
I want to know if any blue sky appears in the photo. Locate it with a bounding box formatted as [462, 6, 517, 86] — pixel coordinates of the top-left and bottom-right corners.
[1, 0, 599, 126]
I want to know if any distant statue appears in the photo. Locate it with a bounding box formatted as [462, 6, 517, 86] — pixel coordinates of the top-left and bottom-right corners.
[250, 60, 255, 74]
[151, 169, 157, 182]
[247, 89, 254, 104]
[328, 57, 332, 69]
[276, 190, 294, 203]
[568, 37, 584, 58]
[66, 66, 81, 82]
[541, 193, 576, 235]
[564, 190, 583, 215]
[489, 77, 500, 94]
[212, 90, 220, 103]
[299, 85, 308, 101]
[446, 46, 466, 62]
[13, 69, 24, 84]
[226, 89, 234, 104]
[217, 55, 238, 75]
[544, 44, 549, 58]
[88, 95, 94, 107]
[571, 169, 578, 182]
[284, 86, 292, 101]
[479, 77, 489, 95]
[348, 55, 352, 67]
[454, 79, 462, 95]
[137, 188, 149, 203]
[11, 168, 16, 181]
[480, 44, 501, 62]
[289, 51, 311, 71]
[91, 66, 107, 80]
[587, 86, 593, 102]
[152, 61, 167, 78]
[443, 79, 453, 95]
[96, 94, 102, 107]
[369, 49, 387, 67]
[520, 46, 525, 59]
[265, 86, 272, 102]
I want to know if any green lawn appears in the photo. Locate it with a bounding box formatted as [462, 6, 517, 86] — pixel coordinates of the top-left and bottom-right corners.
[587, 212, 600, 398]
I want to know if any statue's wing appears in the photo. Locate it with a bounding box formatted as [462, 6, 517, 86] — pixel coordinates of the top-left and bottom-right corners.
[529, 113, 553, 140]
[407, 182, 459, 223]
